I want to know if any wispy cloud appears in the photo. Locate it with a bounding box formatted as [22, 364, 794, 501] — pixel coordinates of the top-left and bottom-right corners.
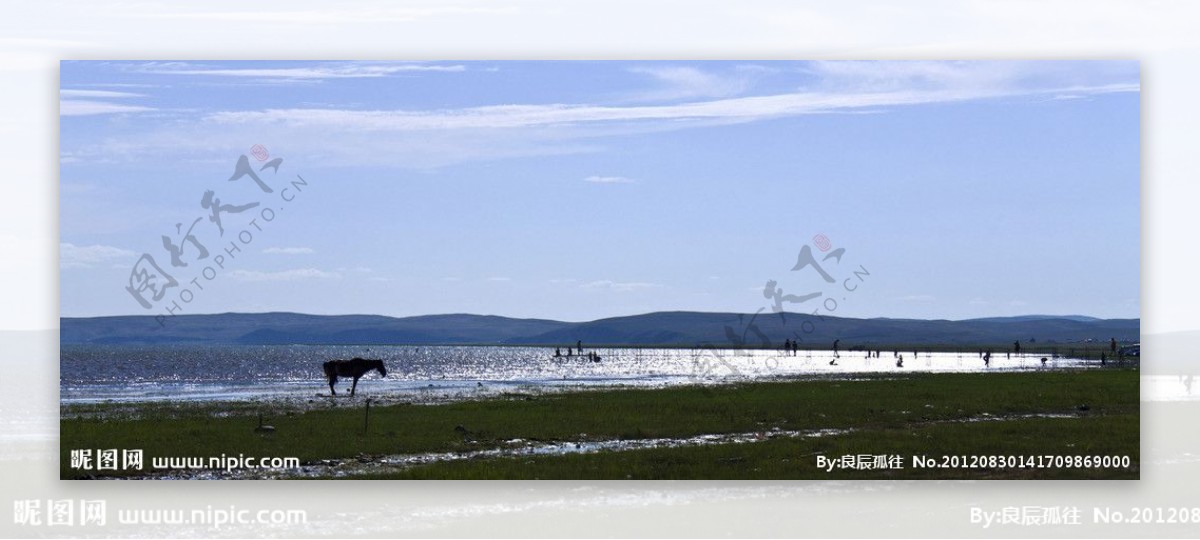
[581, 280, 661, 292]
[227, 268, 341, 282]
[626, 65, 750, 102]
[205, 79, 1135, 131]
[61, 89, 145, 99]
[63, 61, 1139, 167]
[136, 61, 465, 80]
[60, 242, 136, 268]
[486, 276, 512, 282]
[262, 246, 315, 255]
[896, 294, 936, 302]
[60, 86, 154, 116]
[60, 100, 155, 116]
[584, 175, 635, 184]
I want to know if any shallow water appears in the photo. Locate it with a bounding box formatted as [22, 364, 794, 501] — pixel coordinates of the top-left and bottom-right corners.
[129, 427, 854, 480]
[61, 345, 1099, 404]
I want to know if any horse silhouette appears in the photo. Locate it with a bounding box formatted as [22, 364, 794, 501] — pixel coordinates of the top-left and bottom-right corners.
[323, 357, 387, 396]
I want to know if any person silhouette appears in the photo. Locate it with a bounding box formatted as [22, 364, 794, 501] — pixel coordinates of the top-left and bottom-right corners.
[577, 340, 583, 354]
[1013, 340, 1021, 355]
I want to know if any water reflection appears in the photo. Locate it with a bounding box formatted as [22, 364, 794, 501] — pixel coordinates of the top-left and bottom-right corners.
[60, 345, 1104, 404]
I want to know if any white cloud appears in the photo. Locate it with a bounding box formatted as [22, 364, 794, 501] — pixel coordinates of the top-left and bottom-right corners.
[60, 100, 155, 116]
[60, 89, 145, 99]
[226, 268, 341, 282]
[626, 65, 750, 101]
[83, 83, 162, 89]
[63, 61, 1138, 167]
[584, 175, 635, 184]
[486, 276, 511, 282]
[137, 61, 464, 80]
[60, 242, 136, 268]
[262, 246, 315, 255]
[204, 78, 1135, 132]
[581, 280, 661, 292]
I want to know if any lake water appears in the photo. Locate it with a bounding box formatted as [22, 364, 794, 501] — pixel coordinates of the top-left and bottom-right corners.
[60, 345, 1100, 404]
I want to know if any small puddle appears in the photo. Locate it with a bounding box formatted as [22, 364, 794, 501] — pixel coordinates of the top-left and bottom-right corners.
[959, 412, 1080, 423]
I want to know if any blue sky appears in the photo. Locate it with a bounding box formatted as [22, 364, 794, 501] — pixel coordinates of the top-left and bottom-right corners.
[59, 60, 1140, 321]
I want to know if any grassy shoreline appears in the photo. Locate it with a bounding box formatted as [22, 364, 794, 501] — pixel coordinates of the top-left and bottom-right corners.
[60, 369, 1139, 480]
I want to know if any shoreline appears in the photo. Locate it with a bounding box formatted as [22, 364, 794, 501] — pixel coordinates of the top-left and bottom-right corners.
[60, 363, 1124, 419]
[60, 369, 1140, 480]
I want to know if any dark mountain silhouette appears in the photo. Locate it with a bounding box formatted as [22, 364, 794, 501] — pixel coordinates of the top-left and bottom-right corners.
[964, 315, 1103, 323]
[60, 311, 1140, 347]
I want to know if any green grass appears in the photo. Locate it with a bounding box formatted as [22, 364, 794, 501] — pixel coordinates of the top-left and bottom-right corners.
[370, 415, 1138, 480]
[60, 369, 1139, 479]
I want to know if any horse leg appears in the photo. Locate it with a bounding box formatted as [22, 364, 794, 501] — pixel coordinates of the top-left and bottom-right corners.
[351, 376, 360, 396]
[328, 374, 338, 396]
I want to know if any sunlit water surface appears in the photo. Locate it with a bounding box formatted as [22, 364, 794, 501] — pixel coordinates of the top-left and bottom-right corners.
[60, 345, 1101, 404]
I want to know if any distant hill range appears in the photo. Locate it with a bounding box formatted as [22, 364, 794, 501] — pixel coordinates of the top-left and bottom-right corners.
[60, 311, 1140, 348]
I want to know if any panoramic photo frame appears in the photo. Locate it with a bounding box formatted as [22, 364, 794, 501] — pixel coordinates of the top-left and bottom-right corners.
[59, 60, 1140, 480]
